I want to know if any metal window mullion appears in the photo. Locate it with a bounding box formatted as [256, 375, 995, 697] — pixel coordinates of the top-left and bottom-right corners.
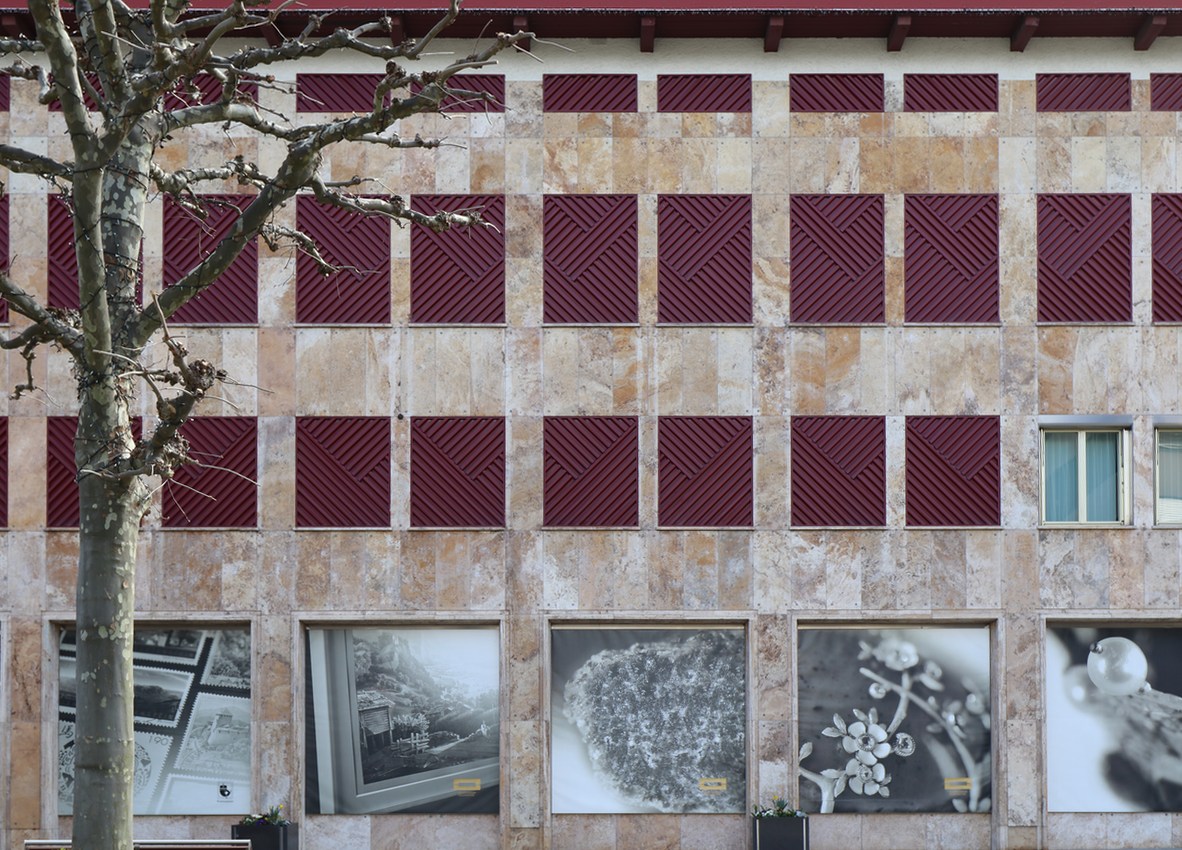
[1077, 430, 1088, 522]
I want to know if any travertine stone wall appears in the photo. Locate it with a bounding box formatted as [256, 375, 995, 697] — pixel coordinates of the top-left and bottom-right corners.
[3, 37, 1182, 850]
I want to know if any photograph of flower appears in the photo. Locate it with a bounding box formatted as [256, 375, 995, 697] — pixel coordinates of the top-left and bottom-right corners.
[551, 626, 746, 814]
[1046, 625, 1182, 812]
[797, 626, 991, 814]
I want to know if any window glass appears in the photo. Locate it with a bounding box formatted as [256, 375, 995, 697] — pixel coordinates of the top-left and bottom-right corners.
[1043, 431, 1079, 522]
[1085, 431, 1120, 522]
[1158, 431, 1182, 523]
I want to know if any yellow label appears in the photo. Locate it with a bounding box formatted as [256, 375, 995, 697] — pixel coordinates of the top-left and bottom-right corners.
[698, 777, 728, 792]
[944, 777, 972, 791]
[454, 778, 482, 793]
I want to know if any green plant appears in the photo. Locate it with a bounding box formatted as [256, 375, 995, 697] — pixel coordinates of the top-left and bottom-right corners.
[239, 804, 289, 827]
[752, 796, 807, 818]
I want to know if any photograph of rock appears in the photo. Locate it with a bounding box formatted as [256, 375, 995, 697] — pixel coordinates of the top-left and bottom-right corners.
[797, 626, 992, 814]
[550, 626, 746, 814]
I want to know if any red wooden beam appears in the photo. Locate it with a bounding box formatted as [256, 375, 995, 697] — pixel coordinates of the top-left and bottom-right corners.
[1010, 14, 1038, 51]
[887, 13, 911, 51]
[640, 14, 655, 52]
[0, 12, 22, 37]
[513, 14, 531, 52]
[1135, 13, 1166, 50]
[764, 14, 784, 52]
[387, 14, 403, 45]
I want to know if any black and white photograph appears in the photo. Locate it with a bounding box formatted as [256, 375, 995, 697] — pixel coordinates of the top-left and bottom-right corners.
[175, 693, 252, 778]
[797, 626, 992, 814]
[550, 626, 746, 814]
[1047, 626, 1182, 812]
[305, 626, 500, 814]
[202, 629, 251, 690]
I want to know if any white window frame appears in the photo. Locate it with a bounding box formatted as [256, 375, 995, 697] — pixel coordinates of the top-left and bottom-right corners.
[1155, 428, 1182, 525]
[1039, 426, 1131, 526]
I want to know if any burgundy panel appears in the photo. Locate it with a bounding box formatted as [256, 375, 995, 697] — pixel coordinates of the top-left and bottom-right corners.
[163, 417, 257, 528]
[48, 73, 101, 111]
[791, 416, 885, 527]
[1151, 74, 1182, 111]
[905, 416, 1000, 527]
[410, 194, 505, 323]
[657, 74, 752, 112]
[0, 418, 6, 527]
[295, 196, 390, 324]
[412, 74, 506, 112]
[658, 416, 753, 527]
[296, 416, 391, 528]
[1037, 194, 1131, 322]
[1036, 73, 1131, 111]
[790, 194, 884, 323]
[543, 194, 637, 323]
[162, 195, 257, 324]
[0, 76, 9, 111]
[1153, 194, 1182, 322]
[296, 73, 385, 112]
[903, 74, 998, 112]
[410, 417, 505, 527]
[657, 194, 751, 323]
[163, 74, 259, 110]
[544, 417, 638, 527]
[0, 194, 8, 322]
[542, 74, 638, 112]
[48, 195, 142, 310]
[904, 194, 999, 323]
[790, 73, 883, 112]
[47, 416, 77, 527]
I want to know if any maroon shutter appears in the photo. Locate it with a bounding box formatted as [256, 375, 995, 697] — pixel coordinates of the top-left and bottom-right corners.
[47, 416, 78, 528]
[1036, 73, 1131, 112]
[48, 196, 142, 311]
[0, 194, 7, 322]
[544, 194, 637, 323]
[0, 417, 6, 527]
[657, 195, 752, 324]
[410, 194, 505, 324]
[163, 195, 258, 324]
[791, 416, 886, 527]
[296, 417, 390, 528]
[542, 74, 638, 112]
[295, 196, 390, 324]
[412, 74, 506, 112]
[1153, 194, 1182, 322]
[0, 76, 9, 111]
[48, 73, 101, 111]
[163, 417, 257, 528]
[658, 416, 753, 527]
[544, 417, 638, 527]
[1037, 194, 1131, 323]
[903, 74, 998, 112]
[1151, 74, 1182, 111]
[296, 73, 385, 112]
[790, 74, 883, 112]
[657, 74, 752, 112]
[163, 74, 258, 109]
[905, 416, 1000, 527]
[410, 417, 505, 527]
[790, 194, 884, 323]
[904, 194, 999, 323]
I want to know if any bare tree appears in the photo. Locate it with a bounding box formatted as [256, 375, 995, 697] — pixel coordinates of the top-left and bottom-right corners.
[0, 2, 528, 848]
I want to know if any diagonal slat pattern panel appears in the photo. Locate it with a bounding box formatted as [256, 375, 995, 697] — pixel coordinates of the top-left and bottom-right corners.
[903, 74, 998, 112]
[296, 73, 385, 112]
[296, 196, 391, 324]
[1037, 193, 1131, 322]
[1036, 73, 1131, 112]
[163, 195, 258, 324]
[1152, 194, 1182, 322]
[544, 195, 637, 323]
[48, 417, 142, 528]
[657, 74, 752, 112]
[0, 76, 8, 111]
[163, 417, 258, 528]
[0, 194, 7, 322]
[542, 74, 638, 112]
[905, 194, 999, 323]
[658, 416, 752, 527]
[790, 73, 883, 112]
[544, 417, 638, 527]
[411, 417, 505, 527]
[163, 74, 258, 110]
[1151, 74, 1182, 111]
[411, 195, 505, 323]
[48, 195, 143, 311]
[296, 416, 390, 528]
[0, 417, 6, 528]
[905, 416, 1000, 527]
[658, 194, 751, 324]
[791, 194, 884, 323]
[412, 74, 506, 112]
[791, 416, 885, 527]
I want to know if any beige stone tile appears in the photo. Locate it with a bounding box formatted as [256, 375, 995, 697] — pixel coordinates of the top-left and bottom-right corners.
[9, 721, 40, 828]
[808, 815, 862, 850]
[1037, 327, 1075, 414]
[753, 531, 793, 612]
[8, 416, 45, 529]
[552, 816, 616, 850]
[929, 137, 967, 193]
[861, 815, 927, 850]
[679, 816, 744, 850]
[616, 816, 679, 850]
[400, 530, 438, 609]
[823, 327, 862, 414]
[1045, 813, 1107, 850]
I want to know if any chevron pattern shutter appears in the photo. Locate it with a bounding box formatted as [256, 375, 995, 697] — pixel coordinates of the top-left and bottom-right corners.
[412, 74, 506, 112]
[790, 74, 883, 112]
[790, 194, 885, 323]
[657, 195, 751, 324]
[296, 417, 390, 528]
[410, 194, 505, 323]
[904, 194, 999, 323]
[1036, 73, 1131, 112]
[542, 74, 637, 112]
[48, 73, 101, 111]
[295, 196, 390, 324]
[1037, 194, 1131, 322]
[1154, 194, 1182, 322]
[0, 194, 7, 322]
[657, 74, 752, 112]
[791, 416, 885, 527]
[544, 417, 638, 527]
[0, 417, 6, 527]
[903, 74, 998, 112]
[296, 73, 385, 112]
[905, 416, 1000, 527]
[1151, 74, 1182, 111]
[47, 416, 78, 528]
[163, 195, 258, 324]
[163, 417, 257, 528]
[163, 74, 258, 109]
[543, 194, 638, 323]
[410, 417, 505, 527]
[0, 76, 8, 111]
[48, 196, 142, 311]
[658, 416, 752, 527]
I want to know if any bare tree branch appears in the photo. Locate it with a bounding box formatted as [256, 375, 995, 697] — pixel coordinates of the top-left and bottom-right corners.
[74, 0, 130, 106]
[0, 38, 42, 54]
[0, 270, 84, 357]
[28, 0, 96, 147]
[0, 142, 73, 178]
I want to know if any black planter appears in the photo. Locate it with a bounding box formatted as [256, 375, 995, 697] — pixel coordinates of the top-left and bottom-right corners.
[752, 816, 808, 850]
[231, 822, 297, 850]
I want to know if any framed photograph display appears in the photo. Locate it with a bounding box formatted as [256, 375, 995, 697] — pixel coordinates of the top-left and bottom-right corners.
[58, 625, 251, 815]
[1046, 625, 1182, 812]
[550, 625, 746, 814]
[305, 626, 500, 814]
[797, 626, 991, 814]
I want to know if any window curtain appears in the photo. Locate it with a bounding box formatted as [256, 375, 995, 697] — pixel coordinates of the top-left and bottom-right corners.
[1044, 431, 1078, 522]
[1160, 431, 1182, 523]
[1084, 432, 1119, 522]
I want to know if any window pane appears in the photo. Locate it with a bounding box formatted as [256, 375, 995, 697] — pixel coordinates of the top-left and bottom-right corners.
[1085, 431, 1120, 522]
[1044, 432, 1079, 522]
[1159, 431, 1182, 523]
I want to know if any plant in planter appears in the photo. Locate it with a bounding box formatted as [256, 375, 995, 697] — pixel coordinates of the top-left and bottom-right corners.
[751, 796, 808, 850]
[232, 805, 297, 850]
